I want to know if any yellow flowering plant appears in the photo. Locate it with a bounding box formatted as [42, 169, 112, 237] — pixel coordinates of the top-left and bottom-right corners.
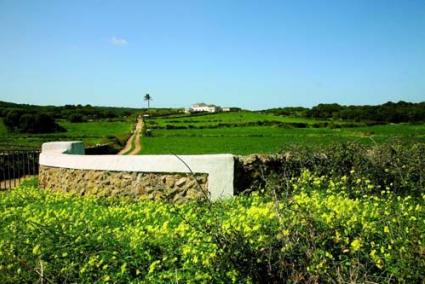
[0, 171, 424, 283]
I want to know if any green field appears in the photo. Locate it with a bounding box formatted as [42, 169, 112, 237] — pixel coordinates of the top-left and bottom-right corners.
[0, 118, 133, 149]
[143, 112, 425, 155]
[148, 111, 328, 128]
[2, 110, 425, 154]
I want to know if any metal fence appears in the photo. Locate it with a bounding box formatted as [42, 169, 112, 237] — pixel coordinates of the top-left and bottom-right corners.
[0, 149, 40, 190]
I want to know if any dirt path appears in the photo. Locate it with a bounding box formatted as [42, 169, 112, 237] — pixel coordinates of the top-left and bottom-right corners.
[118, 118, 143, 155]
[130, 119, 143, 155]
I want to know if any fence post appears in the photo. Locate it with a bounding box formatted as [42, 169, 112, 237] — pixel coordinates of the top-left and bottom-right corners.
[7, 152, 11, 189]
[1, 154, 4, 190]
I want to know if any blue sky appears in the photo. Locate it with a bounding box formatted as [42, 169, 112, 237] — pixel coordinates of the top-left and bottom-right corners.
[0, 0, 424, 109]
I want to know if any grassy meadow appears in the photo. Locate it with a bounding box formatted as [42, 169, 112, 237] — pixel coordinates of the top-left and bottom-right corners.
[142, 112, 425, 155]
[0, 118, 133, 150]
[147, 111, 327, 127]
[2, 109, 424, 154]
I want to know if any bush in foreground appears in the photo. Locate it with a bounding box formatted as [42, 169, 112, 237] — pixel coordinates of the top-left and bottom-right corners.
[237, 142, 425, 198]
[0, 175, 424, 283]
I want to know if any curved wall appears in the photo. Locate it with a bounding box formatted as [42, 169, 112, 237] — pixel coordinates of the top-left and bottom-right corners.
[39, 141, 234, 200]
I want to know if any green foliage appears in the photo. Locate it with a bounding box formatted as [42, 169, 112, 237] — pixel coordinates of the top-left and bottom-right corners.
[261, 106, 309, 117]
[68, 113, 87, 123]
[3, 110, 65, 134]
[141, 108, 184, 117]
[0, 118, 7, 135]
[0, 100, 139, 121]
[237, 142, 425, 198]
[0, 120, 132, 150]
[306, 101, 425, 123]
[19, 177, 39, 188]
[0, 179, 423, 283]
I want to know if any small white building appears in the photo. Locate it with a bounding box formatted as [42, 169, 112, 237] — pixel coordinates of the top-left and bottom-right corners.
[186, 103, 222, 113]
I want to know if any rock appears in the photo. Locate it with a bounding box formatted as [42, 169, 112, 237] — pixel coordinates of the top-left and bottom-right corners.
[145, 186, 155, 193]
[120, 180, 132, 188]
[173, 192, 187, 204]
[176, 177, 186, 187]
[121, 173, 133, 180]
[165, 177, 175, 188]
[185, 190, 203, 200]
[130, 187, 139, 195]
[137, 186, 147, 195]
[79, 188, 86, 196]
[186, 180, 197, 189]
[165, 186, 179, 199]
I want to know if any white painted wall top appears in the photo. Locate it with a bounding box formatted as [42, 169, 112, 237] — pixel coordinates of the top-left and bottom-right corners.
[40, 141, 234, 200]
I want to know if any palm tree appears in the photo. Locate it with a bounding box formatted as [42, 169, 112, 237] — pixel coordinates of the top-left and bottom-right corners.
[144, 93, 152, 108]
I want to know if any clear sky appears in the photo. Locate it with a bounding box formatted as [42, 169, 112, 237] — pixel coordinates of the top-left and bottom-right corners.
[0, 0, 424, 109]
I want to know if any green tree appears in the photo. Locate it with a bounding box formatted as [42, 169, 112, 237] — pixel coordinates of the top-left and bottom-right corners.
[4, 110, 64, 133]
[144, 93, 152, 108]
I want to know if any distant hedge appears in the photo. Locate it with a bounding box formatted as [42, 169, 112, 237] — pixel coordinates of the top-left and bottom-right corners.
[152, 120, 354, 130]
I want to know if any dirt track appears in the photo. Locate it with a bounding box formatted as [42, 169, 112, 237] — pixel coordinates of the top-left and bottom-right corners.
[118, 118, 143, 155]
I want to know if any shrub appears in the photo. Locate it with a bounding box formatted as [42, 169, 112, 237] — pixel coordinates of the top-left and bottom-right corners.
[236, 142, 425, 197]
[68, 114, 87, 123]
[288, 122, 308, 128]
[165, 124, 188, 130]
[0, 181, 423, 283]
[4, 110, 65, 133]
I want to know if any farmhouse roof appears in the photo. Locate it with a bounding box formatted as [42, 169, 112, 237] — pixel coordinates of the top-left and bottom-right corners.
[192, 102, 219, 108]
[193, 102, 208, 107]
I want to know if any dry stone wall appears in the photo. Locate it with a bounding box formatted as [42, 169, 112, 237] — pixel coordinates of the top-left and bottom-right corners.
[39, 166, 208, 203]
[234, 154, 289, 193]
[39, 141, 234, 200]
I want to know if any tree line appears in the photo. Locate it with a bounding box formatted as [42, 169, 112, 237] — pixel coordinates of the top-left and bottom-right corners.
[0, 101, 138, 121]
[0, 101, 140, 133]
[264, 101, 425, 123]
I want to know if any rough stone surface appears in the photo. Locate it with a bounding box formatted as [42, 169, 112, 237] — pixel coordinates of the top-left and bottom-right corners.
[234, 154, 282, 193]
[39, 166, 208, 202]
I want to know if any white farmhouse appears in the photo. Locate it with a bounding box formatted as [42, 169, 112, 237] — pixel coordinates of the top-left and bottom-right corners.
[186, 103, 222, 113]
